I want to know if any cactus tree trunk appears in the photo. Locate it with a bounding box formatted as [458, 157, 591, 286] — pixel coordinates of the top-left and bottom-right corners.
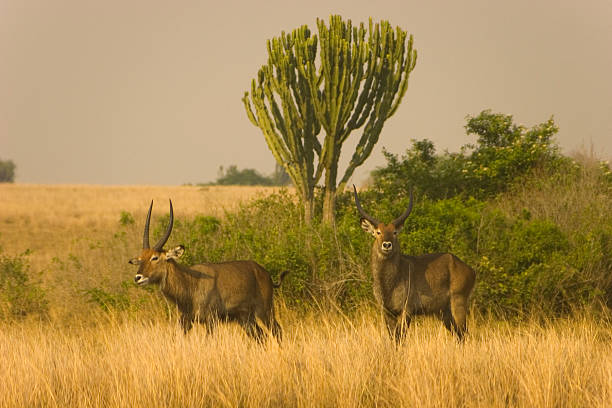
[322, 188, 336, 225]
[322, 147, 339, 224]
[302, 186, 314, 222]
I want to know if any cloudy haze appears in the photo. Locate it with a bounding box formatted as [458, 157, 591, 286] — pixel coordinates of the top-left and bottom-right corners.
[2, 0, 611, 185]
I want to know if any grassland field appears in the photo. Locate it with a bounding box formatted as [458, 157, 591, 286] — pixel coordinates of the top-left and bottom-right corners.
[1, 183, 611, 407]
[0, 184, 281, 321]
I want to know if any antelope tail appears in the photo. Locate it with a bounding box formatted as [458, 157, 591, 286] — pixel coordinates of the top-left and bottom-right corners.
[273, 271, 289, 288]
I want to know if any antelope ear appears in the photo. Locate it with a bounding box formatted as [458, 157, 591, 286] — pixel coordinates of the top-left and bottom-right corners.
[128, 258, 141, 265]
[360, 218, 377, 236]
[166, 245, 185, 260]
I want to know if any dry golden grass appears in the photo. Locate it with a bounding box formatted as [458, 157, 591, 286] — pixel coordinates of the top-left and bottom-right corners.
[0, 183, 280, 258]
[1, 312, 611, 408]
[495, 161, 612, 234]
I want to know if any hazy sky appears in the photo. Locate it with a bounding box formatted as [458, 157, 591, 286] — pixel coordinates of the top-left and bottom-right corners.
[2, 0, 611, 185]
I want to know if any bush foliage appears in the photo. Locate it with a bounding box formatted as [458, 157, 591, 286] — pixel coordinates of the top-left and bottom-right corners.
[154, 110, 611, 317]
[0, 250, 48, 320]
[0, 158, 16, 183]
[371, 110, 564, 200]
[210, 164, 291, 186]
[158, 187, 610, 316]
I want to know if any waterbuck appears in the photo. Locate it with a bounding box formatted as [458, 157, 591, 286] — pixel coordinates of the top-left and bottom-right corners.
[128, 200, 287, 341]
[353, 186, 476, 342]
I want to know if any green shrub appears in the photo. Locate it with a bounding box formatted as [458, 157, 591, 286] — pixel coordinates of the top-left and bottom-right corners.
[84, 285, 131, 312]
[471, 208, 612, 316]
[166, 188, 611, 317]
[214, 165, 273, 186]
[205, 164, 292, 186]
[371, 110, 564, 200]
[83, 279, 160, 315]
[119, 211, 135, 226]
[163, 190, 372, 310]
[0, 159, 16, 183]
[371, 141, 467, 200]
[131, 134, 611, 318]
[0, 250, 48, 320]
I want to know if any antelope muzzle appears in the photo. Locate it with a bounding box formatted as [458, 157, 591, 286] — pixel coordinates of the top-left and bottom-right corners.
[134, 274, 149, 286]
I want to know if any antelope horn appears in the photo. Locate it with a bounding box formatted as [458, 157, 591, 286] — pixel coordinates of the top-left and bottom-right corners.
[392, 187, 414, 227]
[353, 185, 380, 226]
[143, 200, 153, 249]
[153, 199, 174, 251]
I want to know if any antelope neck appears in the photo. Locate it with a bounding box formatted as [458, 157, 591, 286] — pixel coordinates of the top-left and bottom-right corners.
[371, 249, 401, 303]
[160, 262, 195, 309]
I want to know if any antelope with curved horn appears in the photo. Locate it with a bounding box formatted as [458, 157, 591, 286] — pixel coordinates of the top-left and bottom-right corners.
[129, 200, 287, 341]
[353, 186, 476, 342]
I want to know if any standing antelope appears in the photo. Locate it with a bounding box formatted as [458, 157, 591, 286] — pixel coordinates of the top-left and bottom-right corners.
[353, 186, 476, 342]
[128, 200, 287, 341]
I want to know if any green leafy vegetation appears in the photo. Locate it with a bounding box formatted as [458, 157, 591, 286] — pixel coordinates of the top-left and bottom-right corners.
[154, 182, 608, 316]
[83, 279, 159, 314]
[208, 164, 291, 186]
[0, 158, 16, 183]
[371, 110, 564, 200]
[160, 110, 611, 317]
[0, 250, 48, 320]
[119, 211, 135, 226]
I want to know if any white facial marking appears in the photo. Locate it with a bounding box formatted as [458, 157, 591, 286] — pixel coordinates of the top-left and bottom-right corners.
[134, 274, 149, 286]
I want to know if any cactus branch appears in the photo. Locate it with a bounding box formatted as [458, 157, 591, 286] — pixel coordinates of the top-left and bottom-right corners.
[243, 15, 416, 223]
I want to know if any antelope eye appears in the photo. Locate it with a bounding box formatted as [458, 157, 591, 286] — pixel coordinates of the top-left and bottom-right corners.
[393, 231, 398, 235]
[151, 255, 159, 261]
[376, 231, 381, 235]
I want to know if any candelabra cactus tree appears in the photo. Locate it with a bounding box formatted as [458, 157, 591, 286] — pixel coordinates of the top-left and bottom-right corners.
[243, 15, 417, 223]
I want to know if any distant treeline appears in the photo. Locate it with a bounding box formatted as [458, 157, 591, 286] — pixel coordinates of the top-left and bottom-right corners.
[203, 163, 291, 186]
[0, 158, 15, 183]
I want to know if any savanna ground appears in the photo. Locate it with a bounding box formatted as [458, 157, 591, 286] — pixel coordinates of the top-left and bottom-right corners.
[1, 184, 612, 407]
[0, 184, 280, 321]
